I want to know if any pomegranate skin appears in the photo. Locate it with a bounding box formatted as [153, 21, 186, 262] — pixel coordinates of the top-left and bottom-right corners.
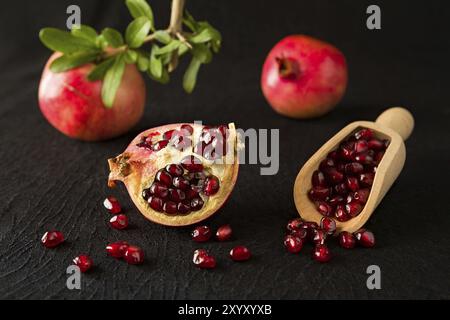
[261, 35, 348, 119]
[38, 53, 146, 141]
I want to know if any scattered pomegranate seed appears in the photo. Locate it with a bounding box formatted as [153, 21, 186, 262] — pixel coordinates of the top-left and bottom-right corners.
[230, 246, 251, 261]
[320, 217, 336, 235]
[290, 228, 308, 239]
[284, 235, 304, 253]
[312, 229, 327, 245]
[193, 249, 216, 269]
[312, 244, 332, 263]
[41, 231, 65, 248]
[191, 226, 212, 242]
[216, 224, 232, 241]
[287, 218, 303, 231]
[103, 197, 121, 214]
[106, 241, 129, 258]
[335, 204, 350, 222]
[109, 214, 129, 230]
[354, 229, 376, 248]
[339, 231, 356, 249]
[73, 255, 93, 273]
[124, 245, 144, 265]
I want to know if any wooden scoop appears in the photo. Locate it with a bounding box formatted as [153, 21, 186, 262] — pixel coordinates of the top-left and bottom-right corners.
[293, 107, 414, 233]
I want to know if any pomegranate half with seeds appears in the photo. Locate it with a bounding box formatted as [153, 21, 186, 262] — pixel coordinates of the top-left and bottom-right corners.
[108, 123, 239, 226]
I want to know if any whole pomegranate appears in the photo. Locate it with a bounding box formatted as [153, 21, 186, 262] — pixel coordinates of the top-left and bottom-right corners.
[38, 53, 146, 141]
[108, 123, 239, 226]
[261, 35, 348, 119]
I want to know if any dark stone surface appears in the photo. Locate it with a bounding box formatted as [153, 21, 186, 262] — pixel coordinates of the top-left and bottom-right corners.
[0, 0, 449, 299]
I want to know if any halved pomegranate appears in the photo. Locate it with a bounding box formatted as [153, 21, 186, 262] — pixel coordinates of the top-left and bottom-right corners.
[108, 123, 240, 226]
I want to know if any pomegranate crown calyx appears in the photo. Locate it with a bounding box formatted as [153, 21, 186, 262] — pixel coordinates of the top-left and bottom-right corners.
[39, 0, 222, 107]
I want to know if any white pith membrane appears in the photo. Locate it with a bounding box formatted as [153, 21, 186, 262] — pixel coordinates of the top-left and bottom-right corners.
[108, 123, 240, 226]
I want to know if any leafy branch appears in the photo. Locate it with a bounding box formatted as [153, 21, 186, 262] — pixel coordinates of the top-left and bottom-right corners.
[39, 0, 222, 108]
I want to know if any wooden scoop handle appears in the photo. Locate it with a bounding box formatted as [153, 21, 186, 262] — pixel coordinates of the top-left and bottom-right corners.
[375, 107, 414, 141]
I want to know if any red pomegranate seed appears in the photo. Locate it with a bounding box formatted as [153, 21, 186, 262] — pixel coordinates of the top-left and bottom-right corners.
[290, 228, 308, 239]
[354, 128, 373, 140]
[311, 170, 327, 187]
[216, 224, 232, 241]
[339, 141, 355, 160]
[312, 229, 327, 245]
[168, 188, 186, 202]
[149, 182, 169, 198]
[287, 218, 303, 231]
[180, 124, 194, 135]
[217, 125, 228, 137]
[320, 217, 336, 235]
[336, 162, 345, 173]
[354, 152, 374, 165]
[354, 140, 369, 153]
[346, 176, 360, 192]
[190, 197, 204, 211]
[333, 183, 348, 195]
[155, 169, 172, 187]
[327, 150, 339, 160]
[354, 229, 376, 248]
[181, 155, 204, 172]
[106, 241, 129, 258]
[109, 214, 129, 230]
[152, 140, 169, 151]
[312, 244, 332, 263]
[319, 158, 335, 171]
[191, 226, 212, 242]
[162, 129, 176, 140]
[103, 196, 121, 214]
[359, 172, 375, 187]
[344, 162, 364, 175]
[339, 231, 356, 249]
[368, 138, 385, 150]
[323, 167, 344, 184]
[73, 255, 93, 273]
[374, 151, 385, 164]
[41, 231, 65, 248]
[335, 204, 350, 222]
[165, 164, 183, 176]
[302, 221, 319, 230]
[308, 187, 330, 201]
[316, 202, 333, 217]
[171, 135, 192, 151]
[351, 188, 370, 204]
[329, 195, 344, 207]
[185, 187, 199, 200]
[148, 196, 164, 212]
[124, 246, 144, 265]
[345, 200, 363, 217]
[230, 246, 251, 261]
[177, 201, 191, 214]
[163, 201, 178, 214]
[284, 235, 304, 253]
[203, 175, 220, 196]
[193, 249, 216, 269]
[173, 176, 190, 190]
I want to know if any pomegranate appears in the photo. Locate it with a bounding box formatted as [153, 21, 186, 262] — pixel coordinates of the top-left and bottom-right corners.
[41, 231, 64, 248]
[307, 128, 389, 222]
[230, 246, 251, 261]
[124, 245, 145, 265]
[261, 35, 348, 119]
[108, 123, 240, 226]
[216, 224, 233, 241]
[73, 255, 93, 273]
[193, 249, 216, 269]
[38, 53, 145, 141]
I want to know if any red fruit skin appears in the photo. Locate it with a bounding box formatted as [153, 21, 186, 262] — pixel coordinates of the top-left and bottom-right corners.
[261, 35, 348, 119]
[38, 53, 146, 141]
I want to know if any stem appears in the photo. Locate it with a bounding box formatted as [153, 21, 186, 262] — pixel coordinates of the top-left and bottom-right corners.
[168, 0, 186, 71]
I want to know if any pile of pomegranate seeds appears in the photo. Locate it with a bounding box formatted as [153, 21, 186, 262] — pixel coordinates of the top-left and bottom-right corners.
[137, 124, 195, 152]
[308, 128, 389, 221]
[41, 231, 65, 248]
[190, 224, 249, 269]
[283, 217, 375, 263]
[142, 156, 220, 216]
[73, 255, 93, 273]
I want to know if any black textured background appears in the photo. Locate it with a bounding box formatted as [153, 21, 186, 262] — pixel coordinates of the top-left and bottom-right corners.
[1, 0, 450, 300]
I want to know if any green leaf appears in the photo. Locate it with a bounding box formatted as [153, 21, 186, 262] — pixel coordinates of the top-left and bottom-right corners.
[153, 30, 171, 44]
[189, 28, 215, 44]
[102, 54, 126, 108]
[101, 28, 124, 48]
[71, 25, 98, 44]
[137, 53, 149, 72]
[153, 40, 181, 55]
[125, 17, 151, 48]
[88, 58, 115, 81]
[39, 28, 97, 54]
[149, 66, 169, 84]
[178, 43, 189, 57]
[124, 49, 138, 64]
[183, 11, 199, 32]
[192, 44, 212, 64]
[160, 52, 173, 66]
[50, 51, 99, 73]
[125, 0, 154, 30]
[183, 57, 201, 93]
[149, 46, 163, 78]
